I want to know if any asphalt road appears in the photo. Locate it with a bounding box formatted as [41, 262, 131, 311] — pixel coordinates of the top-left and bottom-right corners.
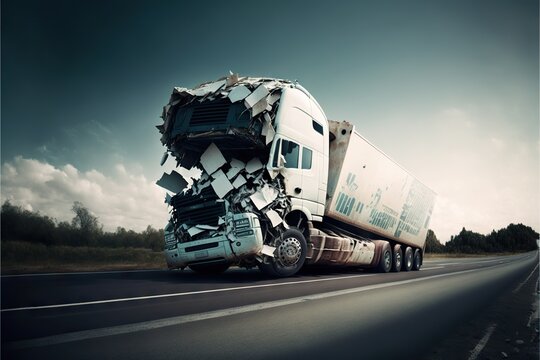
[2, 252, 538, 360]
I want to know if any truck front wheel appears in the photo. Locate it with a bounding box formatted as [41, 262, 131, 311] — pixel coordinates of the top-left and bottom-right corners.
[259, 228, 307, 277]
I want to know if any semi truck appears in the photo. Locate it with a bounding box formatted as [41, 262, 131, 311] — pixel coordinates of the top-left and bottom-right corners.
[157, 74, 436, 277]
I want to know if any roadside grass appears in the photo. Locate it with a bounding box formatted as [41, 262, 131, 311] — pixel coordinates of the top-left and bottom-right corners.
[1, 241, 166, 275]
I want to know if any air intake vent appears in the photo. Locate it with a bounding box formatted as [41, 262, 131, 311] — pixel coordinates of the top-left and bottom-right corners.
[190, 100, 231, 126]
[171, 187, 226, 227]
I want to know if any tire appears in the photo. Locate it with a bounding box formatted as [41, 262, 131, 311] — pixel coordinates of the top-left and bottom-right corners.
[189, 262, 230, 274]
[258, 228, 307, 277]
[377, 241, 392, 273]
[412, 249, 422, 271]
[391, 245, 402, 272]
[402, 247, 413, 271]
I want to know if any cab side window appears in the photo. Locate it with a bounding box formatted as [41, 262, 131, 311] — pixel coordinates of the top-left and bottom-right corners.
[281, 139, 299, 168]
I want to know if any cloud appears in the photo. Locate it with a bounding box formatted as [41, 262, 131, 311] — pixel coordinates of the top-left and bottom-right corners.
[1, 156, 170, 232]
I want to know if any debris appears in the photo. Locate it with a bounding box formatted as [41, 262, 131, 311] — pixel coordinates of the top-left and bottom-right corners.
[245, 158, 263, 174]
[265, 209, 283, 227]
[244, 84, 269, 109]
[187, 226, 205, 237]
[261, 245, 276, 257]
[515, 339, 524, 345]
[501, 351, 508, 359]
[226, 158, 245, 179]
[196, 224, 220, 231]
[232, 174, 247, 189]
[156, 170, 188, 194]
[226, 72, 239, 87]
[250, 184, 278, 210]
[228, 85, 251, 103]
[261, 117, 275, 145]
[210, 170, 234, 199]
[200, 143, 227, 175]
[165, 193, 172, 205]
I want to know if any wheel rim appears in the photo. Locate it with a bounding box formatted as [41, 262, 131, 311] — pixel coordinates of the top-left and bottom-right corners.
[396, 252, 402, 268]
[384, 251, 391, 269]
[276, 236, 302, 267]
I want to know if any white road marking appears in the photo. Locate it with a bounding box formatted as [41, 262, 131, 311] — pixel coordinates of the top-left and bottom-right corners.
[467, 323, 497, 360]
[512, 262, 539, 294]
[1, 273, 376, 312]
[1, 265, 446, 313]
[9, 268, 482, 349]
[421, 266, 444, 270]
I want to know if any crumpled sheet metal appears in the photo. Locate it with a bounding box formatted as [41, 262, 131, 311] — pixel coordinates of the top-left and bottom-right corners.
[157, 74, 294, 247]
[158, 73, 294, 148]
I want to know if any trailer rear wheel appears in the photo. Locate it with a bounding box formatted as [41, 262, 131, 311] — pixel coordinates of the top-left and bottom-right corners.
[391, 245, 402, 272]
[259, 228, 307, 277]
[412, 249, 422, 271]
[402, 247, 413, 271]
[377, 242, 392, 273]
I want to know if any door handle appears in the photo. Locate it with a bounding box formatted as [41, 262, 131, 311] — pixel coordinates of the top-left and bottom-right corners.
[294, 187, 302, 194]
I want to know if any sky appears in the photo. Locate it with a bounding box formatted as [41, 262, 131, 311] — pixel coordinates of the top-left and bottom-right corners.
[1, 0, 538, 242]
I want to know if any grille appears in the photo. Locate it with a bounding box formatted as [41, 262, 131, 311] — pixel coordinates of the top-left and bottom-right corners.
[171, 186, 225, 227]
[190, 100, 230, 126]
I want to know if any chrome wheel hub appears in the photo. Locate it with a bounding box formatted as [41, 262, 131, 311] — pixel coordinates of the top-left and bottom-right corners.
[276, 237, 302, 267]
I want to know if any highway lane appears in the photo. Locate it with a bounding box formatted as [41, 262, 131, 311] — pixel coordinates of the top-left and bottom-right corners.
[2, 252, 538, 359]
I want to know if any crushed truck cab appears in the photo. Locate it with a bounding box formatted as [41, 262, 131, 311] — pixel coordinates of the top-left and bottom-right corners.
[156, 74, 436, 276]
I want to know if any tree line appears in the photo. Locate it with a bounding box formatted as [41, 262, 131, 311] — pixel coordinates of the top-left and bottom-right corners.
[425, 224, 539, 254]
[1, 201, 163, 251]
[1, 200, 538, 254]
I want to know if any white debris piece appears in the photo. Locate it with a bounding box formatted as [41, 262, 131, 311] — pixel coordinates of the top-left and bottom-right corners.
[261, 245, 276, 257]
[265, 209, 283, 227]
[226, 158, 245, 179]
[232, 174, 247, 188]
[156, 170, 188, 194]
[226, 72, 239, 86]
[245, 157, 263, 174]
[250, 97, 268, 117]
[228, 85, 251, 103]
[250, 184, 278, 210]
[200, 143, 227, 175]
[187, 226, 205, 237]
[196, 224, 220, 231]
[211, 170, 234, 199]
[190, 80, 226, 97]
[244, 84, 269, 109]
[261, 118, 275, 145]
[218, 216, 225, 225]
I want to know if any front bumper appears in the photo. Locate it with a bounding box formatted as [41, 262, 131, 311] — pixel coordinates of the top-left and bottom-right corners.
[165, 212, 264, 268]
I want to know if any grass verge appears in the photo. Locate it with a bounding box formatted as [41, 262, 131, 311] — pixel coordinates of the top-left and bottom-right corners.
[1, 241, 166, 275]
